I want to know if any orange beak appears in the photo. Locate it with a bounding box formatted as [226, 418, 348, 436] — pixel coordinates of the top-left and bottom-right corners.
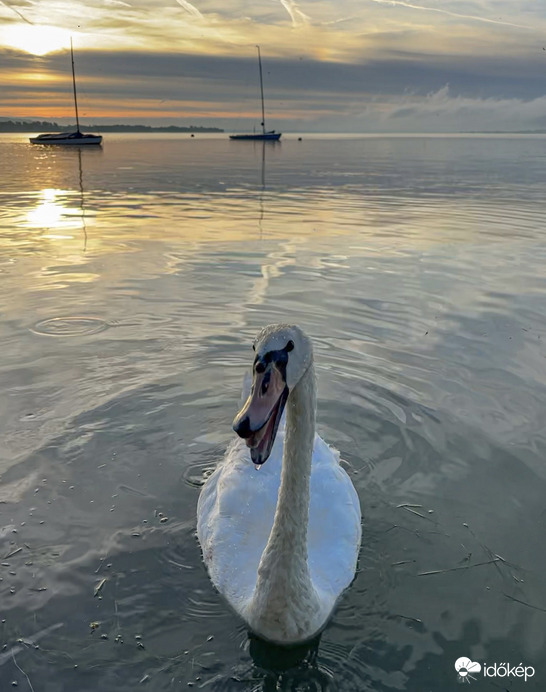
[232, 362, 288, 465]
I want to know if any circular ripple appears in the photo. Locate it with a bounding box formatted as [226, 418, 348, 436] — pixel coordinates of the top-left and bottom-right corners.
[183, 461, 216, 488]
[30, 316, 110, 337]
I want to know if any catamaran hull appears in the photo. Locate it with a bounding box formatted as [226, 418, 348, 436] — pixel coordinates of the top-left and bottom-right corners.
[229, 132, 281, 141]
[30, 133, 102, 145]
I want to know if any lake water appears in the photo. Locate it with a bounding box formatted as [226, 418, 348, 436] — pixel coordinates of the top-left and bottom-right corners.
[1, 133, 545, 691]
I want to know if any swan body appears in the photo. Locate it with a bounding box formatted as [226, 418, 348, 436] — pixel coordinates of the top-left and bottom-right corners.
[197, 325, 361, 644]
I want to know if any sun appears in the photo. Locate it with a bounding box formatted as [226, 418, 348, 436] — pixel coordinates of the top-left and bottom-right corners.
[0, 25, 72, 56]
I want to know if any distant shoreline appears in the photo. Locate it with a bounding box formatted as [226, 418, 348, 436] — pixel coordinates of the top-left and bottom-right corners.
[1, 121, 546, 136]
[0, 120, 224, 133]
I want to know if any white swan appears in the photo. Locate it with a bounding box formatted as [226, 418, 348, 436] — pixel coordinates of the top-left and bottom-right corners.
[197, 324, 361, 644]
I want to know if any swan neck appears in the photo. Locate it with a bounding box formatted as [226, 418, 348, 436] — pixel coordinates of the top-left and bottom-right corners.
[269, 362, 316, 548]
[249, 362, 318, 638]
[282, 362, 316, 507]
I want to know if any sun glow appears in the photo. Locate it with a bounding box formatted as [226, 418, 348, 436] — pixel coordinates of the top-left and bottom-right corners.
[0, 25, 72, 56]
[26, 188, 83, 231]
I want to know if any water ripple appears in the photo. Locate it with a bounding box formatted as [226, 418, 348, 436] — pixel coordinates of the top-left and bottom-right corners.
[30, 316, 110, 337]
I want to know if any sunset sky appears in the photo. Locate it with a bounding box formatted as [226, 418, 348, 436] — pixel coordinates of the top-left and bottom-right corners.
[0, 0, 545, 131]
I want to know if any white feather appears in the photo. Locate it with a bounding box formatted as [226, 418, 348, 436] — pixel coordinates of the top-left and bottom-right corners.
[197, 429, 361, 611]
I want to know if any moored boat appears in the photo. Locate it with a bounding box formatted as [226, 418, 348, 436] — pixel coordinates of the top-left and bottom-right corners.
[230, 46, 281, 142]
[30, 38, 102, 146]
[30, 131, 102, 145]
[229, 130, 281, 141]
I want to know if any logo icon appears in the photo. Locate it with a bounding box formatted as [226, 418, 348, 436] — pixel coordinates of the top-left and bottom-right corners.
[455, 657, 482, 684]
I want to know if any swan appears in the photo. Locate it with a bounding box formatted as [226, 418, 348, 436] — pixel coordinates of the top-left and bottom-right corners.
[197, 324, 362, 644]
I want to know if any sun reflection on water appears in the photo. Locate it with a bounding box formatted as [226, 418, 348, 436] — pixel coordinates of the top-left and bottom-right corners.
[26, 188, 84, 235]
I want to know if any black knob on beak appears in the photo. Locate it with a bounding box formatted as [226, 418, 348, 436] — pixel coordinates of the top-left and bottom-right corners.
[233, 416, 252, 439]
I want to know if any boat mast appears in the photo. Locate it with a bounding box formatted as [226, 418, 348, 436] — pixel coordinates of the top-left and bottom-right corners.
[70, 37, 81, 133]
[256, 45, 266, 135]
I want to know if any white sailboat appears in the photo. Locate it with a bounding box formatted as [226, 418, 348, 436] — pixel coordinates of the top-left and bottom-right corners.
[230, 46, 281, 141]
[30, 38, 102, 146]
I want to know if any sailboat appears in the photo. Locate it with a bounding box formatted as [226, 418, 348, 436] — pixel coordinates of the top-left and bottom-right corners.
[230, 46, 281, 141]
[30, 38, 102, 146]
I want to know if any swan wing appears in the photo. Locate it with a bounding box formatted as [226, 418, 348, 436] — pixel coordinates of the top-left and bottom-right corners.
[197, 432, 361, 613]
[197, 434, 283, 612]
[307, 434, 362, 599]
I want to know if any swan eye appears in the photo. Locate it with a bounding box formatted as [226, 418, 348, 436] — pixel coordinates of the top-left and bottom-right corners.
[255, 360, 266, 374]
[252, 343, 256, 352]
[286, 340, 294, 352]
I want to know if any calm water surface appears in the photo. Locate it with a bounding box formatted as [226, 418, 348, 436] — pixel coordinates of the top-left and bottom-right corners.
[1, 133, 546, 691]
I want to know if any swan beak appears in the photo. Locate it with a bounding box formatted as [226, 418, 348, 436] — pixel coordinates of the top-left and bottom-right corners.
[232, 364, 288, 465]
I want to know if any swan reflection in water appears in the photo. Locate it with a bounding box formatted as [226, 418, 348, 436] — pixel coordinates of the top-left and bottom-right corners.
[237, 632, 334, 691]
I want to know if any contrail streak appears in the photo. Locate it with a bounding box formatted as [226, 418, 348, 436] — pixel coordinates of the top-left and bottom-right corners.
[174, 0, 203, 20]
[367, 0, 532, 30]
[0, 0, 34, 24]
[321, 15, 359, 26]
[279, 0, 309, 27]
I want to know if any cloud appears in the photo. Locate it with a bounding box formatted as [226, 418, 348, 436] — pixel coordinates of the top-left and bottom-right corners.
[379, 85, 546, 132]
[2, 0, 544, 63]
[2, 46, 546, 132]
[1, 0, 546, 128]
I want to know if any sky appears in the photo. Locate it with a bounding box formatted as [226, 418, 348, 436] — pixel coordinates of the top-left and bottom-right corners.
[0, 0, 545, 132]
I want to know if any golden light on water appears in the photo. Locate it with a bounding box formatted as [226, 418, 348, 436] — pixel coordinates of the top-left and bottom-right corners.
[14, 186, 94, 282]
[26, 188, 66, 229]
[25, 188, 85, 236]
[0, 25, 72, 56]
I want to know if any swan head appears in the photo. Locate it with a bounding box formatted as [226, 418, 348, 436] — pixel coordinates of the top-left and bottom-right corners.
[233, 324, 313, 465]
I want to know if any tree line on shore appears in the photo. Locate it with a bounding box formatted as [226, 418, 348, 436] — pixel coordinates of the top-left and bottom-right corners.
[0, 120, 224, 133]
